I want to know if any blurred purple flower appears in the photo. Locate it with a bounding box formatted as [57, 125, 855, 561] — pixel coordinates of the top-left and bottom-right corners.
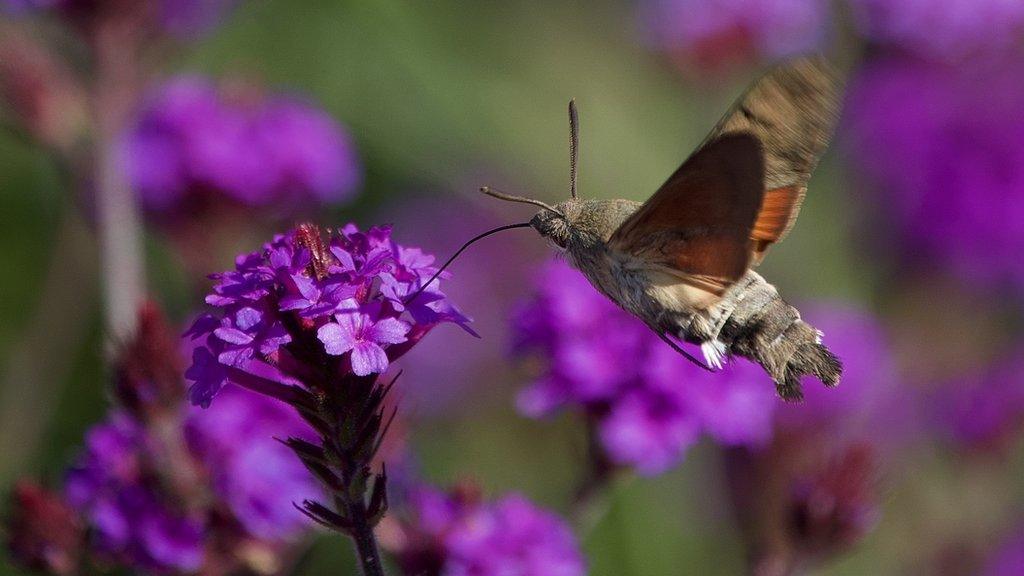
[125, 76, 360, 212]
[845, 57, 1024, 292]
[512, 259, 776, 475]
[185, 384, 321, 541]
[513, 261, 906, 475]
[934, 347, 1024, 449]
[639, 0, 827, 68]
[186, 223, 470, 406]
[849, 0, 1024, 61]
[64, 413, 205, 573]
[718, 306, 902, 572]
[393, 486, 586, 576]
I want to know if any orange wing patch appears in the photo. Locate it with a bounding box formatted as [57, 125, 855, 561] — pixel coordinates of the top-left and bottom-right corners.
[751, 185, 804, 264]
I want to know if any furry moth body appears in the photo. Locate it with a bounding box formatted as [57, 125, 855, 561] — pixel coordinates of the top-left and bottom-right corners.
[485, 56, 843, 400]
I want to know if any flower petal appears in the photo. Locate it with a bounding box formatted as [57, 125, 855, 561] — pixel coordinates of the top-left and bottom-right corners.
[214, 327, 254, 345]
[317, 322, 356, 355]
[350, 341, 389, 376]
[368, 317, 410, 345]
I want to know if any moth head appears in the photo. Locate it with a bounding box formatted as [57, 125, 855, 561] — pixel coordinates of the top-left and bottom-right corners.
[478, 186, 575, 246]
[529, 200, 582, 249]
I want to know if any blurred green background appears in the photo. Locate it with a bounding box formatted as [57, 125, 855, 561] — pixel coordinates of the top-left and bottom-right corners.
[2, 1, 1022, 574]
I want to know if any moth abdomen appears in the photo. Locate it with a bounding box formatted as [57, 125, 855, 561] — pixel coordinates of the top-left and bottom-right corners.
[715, 272, 842, 400]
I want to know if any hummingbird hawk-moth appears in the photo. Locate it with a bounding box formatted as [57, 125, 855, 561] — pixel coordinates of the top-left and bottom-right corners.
[481, 56, 843, 400]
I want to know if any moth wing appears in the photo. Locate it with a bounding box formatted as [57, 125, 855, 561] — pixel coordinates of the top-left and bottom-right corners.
[700, 55, 842, 264]
[607, 131, 765, 297]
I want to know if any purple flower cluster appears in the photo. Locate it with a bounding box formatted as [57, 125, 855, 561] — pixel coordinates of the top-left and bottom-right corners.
[62, 387, 323, 572]
[513, 261, 905, 475]
[64, 413, 204, 573]
[512, 260, 776, 475]
[185, 384, 321, 542]
[849, 0, 1024, 61]
[395, 486, 586, 576]
[126, 76, 361, 212]
[639, 0, 827, 68]
[845, 57, 1024, 292]
[186, 223, 471, 407]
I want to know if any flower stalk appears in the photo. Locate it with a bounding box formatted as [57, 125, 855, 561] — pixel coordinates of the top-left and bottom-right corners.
[285, 374, 394, 576]
[186, 222, 474, 575]
[91, 14, 147, 341]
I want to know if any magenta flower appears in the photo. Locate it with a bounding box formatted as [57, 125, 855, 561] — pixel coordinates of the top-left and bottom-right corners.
[125, 76, 361, 213]
[845, 57, 1024, 293]
[185, 223, 469, 407]
[63, 413, 205, 573]
[513, 261, 905, 476]
[392, 486, 586, 576]
[318, 302, 411, 376]
[512, 259, 776, 475]
[185, 384, 321, 541]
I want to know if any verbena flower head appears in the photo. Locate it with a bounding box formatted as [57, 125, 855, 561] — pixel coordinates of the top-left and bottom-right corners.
[186, 223, 471, 407]
[126, 76, 361, 212]
[639, 0, 827, 69]
[61, 387, 323, 573]
[37, 304, 326, 574]
[849, 0, 1024, 61]
[64, 413, 205, 573]
[845, 57, 1024, 292]
[392, 486, 586, 576]
[512, 260, 776, 475]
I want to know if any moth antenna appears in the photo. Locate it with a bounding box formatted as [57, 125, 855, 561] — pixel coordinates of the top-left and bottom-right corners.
[479, 186, 566, 217]
[404, 221, 533, 305]
[568, 99, 579, 199]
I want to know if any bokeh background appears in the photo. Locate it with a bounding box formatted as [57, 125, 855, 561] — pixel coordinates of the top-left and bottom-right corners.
[3, 0, 1024, 574]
